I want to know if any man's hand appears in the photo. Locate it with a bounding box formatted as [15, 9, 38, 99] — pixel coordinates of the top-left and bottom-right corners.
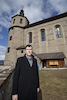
[37, 88, 40, 92]
[12, 94, 18, 100]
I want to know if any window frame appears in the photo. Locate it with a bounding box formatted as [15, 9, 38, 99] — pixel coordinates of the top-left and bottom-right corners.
[7, 47, 10, 53]
[20, 18, 22, 23]
[29, 32, 32, 43]
[41, 29, 45, 41]
[55, 25, 62, 38]
[13, 19, 15, 24]
[21, 50, 23, 53]
[9, 36, 12, 40]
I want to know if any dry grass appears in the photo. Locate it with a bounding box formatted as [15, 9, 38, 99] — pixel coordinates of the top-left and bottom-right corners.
[37, 69, 67, 100]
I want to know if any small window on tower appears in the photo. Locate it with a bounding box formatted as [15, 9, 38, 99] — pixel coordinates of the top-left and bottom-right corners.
[20, 19, 22, 23]
[13, 19, 15, 24]
[7, 47, 10, 53]
[10, 36, 12, 40]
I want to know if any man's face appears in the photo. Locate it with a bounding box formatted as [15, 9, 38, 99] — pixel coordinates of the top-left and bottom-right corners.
[25, 46, 32, 56]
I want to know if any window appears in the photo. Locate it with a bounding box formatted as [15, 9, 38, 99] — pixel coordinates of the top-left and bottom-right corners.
[29, 33, 32, 43]
[49, 60, 59, 65]
[13, 19, 15, 24]
[55, 25, 62, 38]
[41, 29, 45, 41]
[21, 50, 23, 53]
[20, 19, 22, 23]
[7, 47, 10, 53]
[9, 36, 12, 40]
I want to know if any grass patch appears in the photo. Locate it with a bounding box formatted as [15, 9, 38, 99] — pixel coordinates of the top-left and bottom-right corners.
[38, 69, 67, 100]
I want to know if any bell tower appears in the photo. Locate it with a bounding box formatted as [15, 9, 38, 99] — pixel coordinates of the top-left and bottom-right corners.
[11, 9, 29, 27]
[4, 9, 29, 66]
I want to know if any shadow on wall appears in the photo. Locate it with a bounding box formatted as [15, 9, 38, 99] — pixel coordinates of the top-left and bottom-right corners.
[37, 89, 42, 100]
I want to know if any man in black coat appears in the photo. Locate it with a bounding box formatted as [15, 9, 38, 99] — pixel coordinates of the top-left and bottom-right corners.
[12, 44, 40, 100]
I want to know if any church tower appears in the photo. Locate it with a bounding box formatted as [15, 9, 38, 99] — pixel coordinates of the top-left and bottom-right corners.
[4, 10, 29, 66]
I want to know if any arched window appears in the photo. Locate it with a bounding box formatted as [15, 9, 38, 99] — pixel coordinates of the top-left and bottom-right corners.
[13, 19, 15, 24]
[10, 36, 12, 40]
[7, 47, 10, 53]
[41, 29, 45, 41]
[29, 32, 32, 43]
[20, 19, 22, 23]
[55, 25, 62, 38]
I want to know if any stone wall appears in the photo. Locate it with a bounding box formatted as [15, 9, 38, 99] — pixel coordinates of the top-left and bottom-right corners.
[0, 70, 14, 100]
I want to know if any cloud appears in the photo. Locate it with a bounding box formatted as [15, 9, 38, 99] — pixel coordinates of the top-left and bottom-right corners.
[0, 16, 11, 28]
[48, 0, 67, 14]
[0, 45, 7, 60]
[0, 55, 5, 60]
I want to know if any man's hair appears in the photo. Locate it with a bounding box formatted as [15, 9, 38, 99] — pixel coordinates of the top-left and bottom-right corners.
[25, 44, 32, 49]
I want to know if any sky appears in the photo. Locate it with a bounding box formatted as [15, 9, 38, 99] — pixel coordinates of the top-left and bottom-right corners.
[0, 0, 67, 60]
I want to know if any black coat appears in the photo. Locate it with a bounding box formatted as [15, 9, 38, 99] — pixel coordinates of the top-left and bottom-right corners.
[12, 54, 40, 100]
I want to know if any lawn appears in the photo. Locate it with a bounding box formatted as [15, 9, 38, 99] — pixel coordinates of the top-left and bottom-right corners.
[37, 69, 67, 100]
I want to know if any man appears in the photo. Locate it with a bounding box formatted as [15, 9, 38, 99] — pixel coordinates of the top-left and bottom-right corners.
[12, 44, 40, 100]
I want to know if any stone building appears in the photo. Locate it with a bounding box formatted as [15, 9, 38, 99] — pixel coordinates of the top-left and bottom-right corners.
[4, 10, 67, 69]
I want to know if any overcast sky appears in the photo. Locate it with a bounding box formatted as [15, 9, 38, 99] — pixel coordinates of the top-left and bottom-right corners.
[0, 0, 67, 60]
